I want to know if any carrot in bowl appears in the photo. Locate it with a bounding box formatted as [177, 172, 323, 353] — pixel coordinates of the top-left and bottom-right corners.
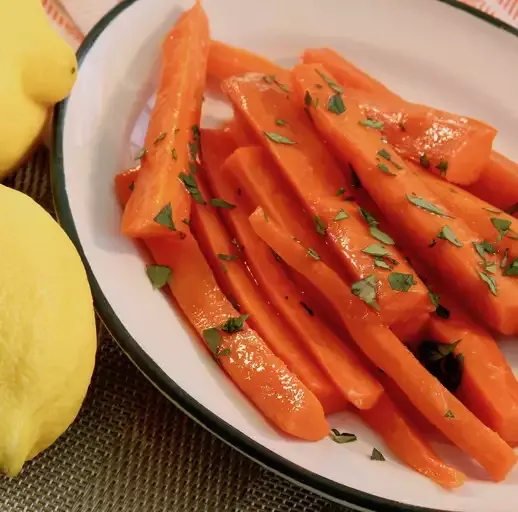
[208, 40, 290, 86]
[145, 231, 329, 441]
[292, 63, 518, 335]
[222, 76, 431, 326]
[250, 207, 517, 481]
[200, 128, 381, 411]
[465, 151, 518, 215]
[121, 1, 209, 238]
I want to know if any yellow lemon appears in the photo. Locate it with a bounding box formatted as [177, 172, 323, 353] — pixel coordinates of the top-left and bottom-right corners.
[0, 185, 96, 476]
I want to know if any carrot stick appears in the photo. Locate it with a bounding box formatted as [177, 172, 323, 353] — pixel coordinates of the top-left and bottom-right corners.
[465, 151, 518, 215]
[300, 51, 497, 185]
[301, 48, 397, 98]
[121, 2, 209, 237]
[114, 167, 139, 206]
[359, 395, 465, 489]
[188, 167, 346, 414]
[426, 297, 518, 446]
[250, 207, 517, 480]
[200, 131, 382, 411]
[222, 77, 432, 326]
[145, 232, 329, 441]
[415, 168, 518, 261]
[208, 40, 290, 85]
[292, 63, 518, 335]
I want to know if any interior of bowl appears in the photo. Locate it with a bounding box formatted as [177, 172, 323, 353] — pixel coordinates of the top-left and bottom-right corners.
[53, 0, 518, 511]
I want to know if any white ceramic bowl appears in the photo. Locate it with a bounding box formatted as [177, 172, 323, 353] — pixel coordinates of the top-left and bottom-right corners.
[52, 1, 518, 510]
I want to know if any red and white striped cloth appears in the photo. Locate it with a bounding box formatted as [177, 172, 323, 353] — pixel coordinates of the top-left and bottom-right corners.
[43, 0, 517, 50]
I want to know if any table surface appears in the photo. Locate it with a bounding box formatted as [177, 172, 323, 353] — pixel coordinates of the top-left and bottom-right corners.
[0, 147, 351, 511]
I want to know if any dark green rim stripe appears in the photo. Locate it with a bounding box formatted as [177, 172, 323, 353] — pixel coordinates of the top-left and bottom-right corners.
[51, 1, 516, 511]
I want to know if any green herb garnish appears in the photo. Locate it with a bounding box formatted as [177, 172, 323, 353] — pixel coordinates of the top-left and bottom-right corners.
[146, 264, 171, 289]
[315, 69, 343, 93]
[300, 302, 314, 316]
[406, 195, 453, 218]
[504, 258, 518, 276]
[154, 132, 166, 144]
[370, 448, 385, 461]
[359, 119, 384, 130]
[327, 93, 346, 114]
[444, 410, 455, 419]
[219, 314, 249, 334]
[437, 226, 463, 247]
[491, 217, 512, 240]
[134, 147, 147, 160]
[336, 187, 346, 197]
[329, 429, 357, 444]
[217, 254, 239, 261]
[351, 274, 379, 310]
[333, 209, 349, 221]
[436, 160, 448, 176]
[304, 90, 312, 107]
[129, 181, 135, 191]
[374, 259, 392, 270]
[420, 153, 430, 169]
[171, 148, 178, 160]
[154, 203, 175, 231]
[202, 328, 230, 357]
[377, 148, 392, 161]
[428, 291, 440, 308]
[276, 119, 287, 126]
[179, 172, 206, 205]
[313, 215, 327, 236]
[478, 271, 498, 296]
[307, 248, 320, 260]
[359, 207, 395, 245]
[211, 198, 236, 209]
[362, 244, 390, 257]
[377, 163, 396, 176]
[483, 207, 501, 214]
[472, 240, 496, 260]
[388, 272, 417, 292]
[479, 260, 497, 274]
[501, 248, 509, 269]
[264, 131, 296, 145]
[188, 141, 199, 161]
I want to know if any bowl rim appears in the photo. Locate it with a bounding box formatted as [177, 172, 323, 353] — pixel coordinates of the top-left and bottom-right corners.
[51, 1, 518, 511]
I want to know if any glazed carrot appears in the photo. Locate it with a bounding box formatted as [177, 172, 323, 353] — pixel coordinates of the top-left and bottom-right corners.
[337, 88, 495, 186]
[226, 146, 431, 325]
[250, 207, 517, 480]
[114, 166, 139, 206]
[301, 48, 397, 98]
[426, 297, 518, 446]
[121, 2, 209, 238]
[359, 395, 465, 489]
[300, 51, 497, 185]
[200, 133, 382, 410]
[208, 40, 290, 85]
[223, 77, 431, 325]
[225, 113, 258, 147]
[465, 151, 518, 215]
[292, 63, 518, 335]
[145, 232, 329, 441]
[391, 314, 431, 347]
[416, 168, 518, 261]
[189, 169, 347, 415]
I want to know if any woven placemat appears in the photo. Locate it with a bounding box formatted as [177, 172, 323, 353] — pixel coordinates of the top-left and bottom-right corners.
[0, 147, 350, 512]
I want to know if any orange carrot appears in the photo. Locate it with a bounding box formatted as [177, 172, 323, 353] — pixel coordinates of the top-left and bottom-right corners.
[222, 77, 432, 325]
[145, 232, 329, 441]
[426, 298, 518, 446]
[114, 166, 139, 206]
[250, 207, 517, 480]
[301, 48, 397, 98]
[189, 170, 346, 414]
[465, 151, 518, 215]
[359, 395, 465, 489]
[338, 88, 495, 186]
[292, 63, 518, 335]
[391, 314, 430, 346]
[201, 129, 381, 411]
[225, 113, 258, 147]
[416, 168, 518, 261]
[208, 40, 290, 85]
[121, 2, 209, 237]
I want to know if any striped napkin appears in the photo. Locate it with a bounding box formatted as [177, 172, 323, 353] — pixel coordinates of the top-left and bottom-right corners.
[43, 0, 517, 48]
